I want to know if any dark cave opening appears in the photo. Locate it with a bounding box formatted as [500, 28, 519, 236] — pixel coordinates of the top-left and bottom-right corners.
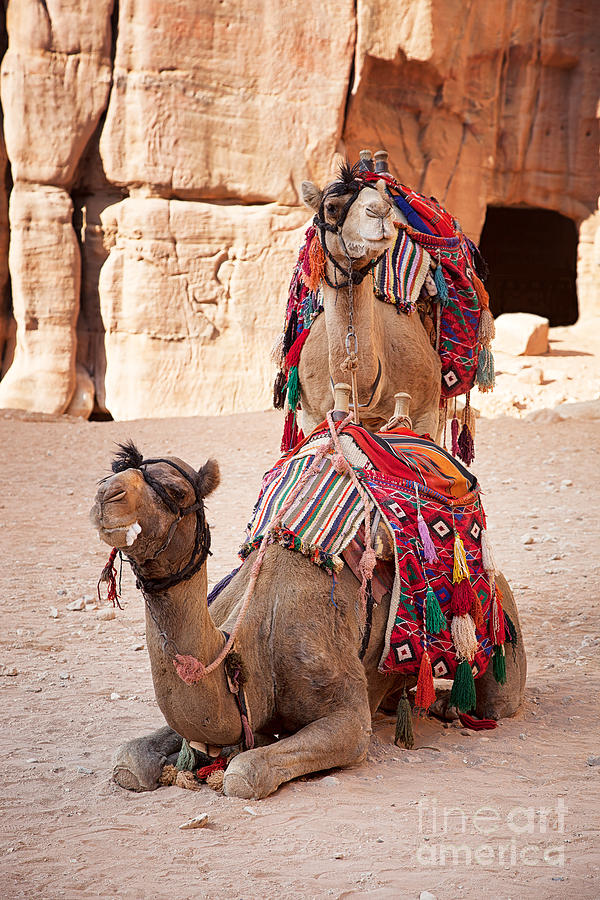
[478, 206, 579, 326]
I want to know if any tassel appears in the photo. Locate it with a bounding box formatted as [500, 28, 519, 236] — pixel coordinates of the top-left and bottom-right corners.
[97, 547, 123, 609]
[472, 272, 490, 307]
[493, 644, 507, 684]
[394, 688, 414, 749]
[173, 654, 206, 685]
[271, 331, 285, 367]
[481, 528, 497, 576]
[175, 738, 196, 772]
[281, 413, 303, 452]
[489, 587, 506, 645]
[425, 585, 447, 634]
[459, 712, 497, 731]
[478, 306, 495, 345]
[504, 610, 518, 647]
[415, 650, 436, 712]
[287, 365, 300, 411]
[461, 395, 476, 436]
[476, 346, 495, 392]
[452, 531, 470, 583]
[273, 370, 287, 410]
[451, 578, 476, 617]
[449, 658, 477, 712]
[433, 263, 449, 305]
[418, 512, 438, 564]
[451, 613, 479, 662]
[470, 590, 484, 630]
[282, 309, 298, 357]
[451, 417, 459, 455]
[302, 232, 326, 292]
[457, 422, 475, 465]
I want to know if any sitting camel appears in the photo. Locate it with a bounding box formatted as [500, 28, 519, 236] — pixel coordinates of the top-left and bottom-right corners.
[295, 166, 441, 437]
[91, 442, 526, 800]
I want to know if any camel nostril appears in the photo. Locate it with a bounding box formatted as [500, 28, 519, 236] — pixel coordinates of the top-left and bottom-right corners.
[104, 488, 127, 503]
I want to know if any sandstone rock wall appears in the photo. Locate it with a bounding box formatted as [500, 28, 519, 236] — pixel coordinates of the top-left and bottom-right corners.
[0, 0, 597, 418]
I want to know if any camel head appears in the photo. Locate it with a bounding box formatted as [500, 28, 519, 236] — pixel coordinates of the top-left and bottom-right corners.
[301, 162, 396, 277]
[90, 441, 220, 581]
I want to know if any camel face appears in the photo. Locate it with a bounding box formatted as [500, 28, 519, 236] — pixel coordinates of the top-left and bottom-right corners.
[302, 178, 396, 269]
[91, 467, 178, 557]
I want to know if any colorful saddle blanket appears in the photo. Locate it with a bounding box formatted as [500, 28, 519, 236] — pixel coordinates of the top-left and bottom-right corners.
[241, 422, 506, 693]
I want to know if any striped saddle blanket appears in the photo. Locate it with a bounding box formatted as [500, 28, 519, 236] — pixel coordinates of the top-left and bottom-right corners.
[241, 423, 502, 683]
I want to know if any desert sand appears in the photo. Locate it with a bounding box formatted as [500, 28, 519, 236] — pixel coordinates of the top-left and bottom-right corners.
[1, 323, 599, 899]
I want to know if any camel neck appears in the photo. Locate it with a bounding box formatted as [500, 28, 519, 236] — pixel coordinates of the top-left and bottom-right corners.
[143, 564, 242, 745]
[321, 272, 382, 397]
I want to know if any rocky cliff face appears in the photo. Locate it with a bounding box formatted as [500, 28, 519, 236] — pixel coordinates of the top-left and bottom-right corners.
[0, 0, 597, 418]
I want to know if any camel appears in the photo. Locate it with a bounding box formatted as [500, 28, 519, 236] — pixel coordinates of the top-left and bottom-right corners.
[91, 442, 526, 800]
[296, 166, 441, 437]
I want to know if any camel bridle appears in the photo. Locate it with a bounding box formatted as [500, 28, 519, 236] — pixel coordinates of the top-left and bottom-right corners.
[117, 456, 212, 596]
[312, 179, 388, 289]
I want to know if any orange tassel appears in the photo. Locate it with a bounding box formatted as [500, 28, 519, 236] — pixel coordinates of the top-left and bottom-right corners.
[472, 273, 490, 308]
[301, 233, 325, 292]
[470, 590, 484, 630]
[415, 650, 436, 712]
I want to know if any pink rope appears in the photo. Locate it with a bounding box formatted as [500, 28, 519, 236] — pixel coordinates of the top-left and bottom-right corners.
[186, 414, 354, 681]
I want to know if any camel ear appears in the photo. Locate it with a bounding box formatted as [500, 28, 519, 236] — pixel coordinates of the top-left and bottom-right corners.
[301, 181, 322, 212]
[197, 459, 220, 498]
[375, 179, 390, 201]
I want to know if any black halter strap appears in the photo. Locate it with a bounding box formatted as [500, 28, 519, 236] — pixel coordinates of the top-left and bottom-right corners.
[312, 181, 387, 288]
[125, 457, 212, 595]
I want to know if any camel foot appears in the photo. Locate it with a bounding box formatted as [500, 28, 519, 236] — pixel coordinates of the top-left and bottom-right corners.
[428, 690, 459, 722]
[112, 726, 182, 792]
[222, 749, 278, 800]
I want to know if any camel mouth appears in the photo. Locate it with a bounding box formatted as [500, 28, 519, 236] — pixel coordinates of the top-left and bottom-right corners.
[93, 515, 142, 549]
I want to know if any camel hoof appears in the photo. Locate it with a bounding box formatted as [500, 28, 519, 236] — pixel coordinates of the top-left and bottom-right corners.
[222, 771, 257, 800]
[113, 766, 149, 792]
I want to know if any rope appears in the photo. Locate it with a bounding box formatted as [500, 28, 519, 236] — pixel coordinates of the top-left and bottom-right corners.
[186, 413, 354, 681]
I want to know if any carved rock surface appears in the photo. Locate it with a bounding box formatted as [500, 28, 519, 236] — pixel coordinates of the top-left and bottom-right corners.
[494, 313, 550, 357]
[99, 198, 307, 419]
[100, 0, 355, 204]
[0, 0, 597, 418]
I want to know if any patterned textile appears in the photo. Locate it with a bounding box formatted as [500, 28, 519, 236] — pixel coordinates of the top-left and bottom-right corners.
[242, 422, 498, 683]
[374, 229, 431, 313]
[242, 439, 365, 572]
[363, 469, 492, 677]
[362, 172, 485, 400]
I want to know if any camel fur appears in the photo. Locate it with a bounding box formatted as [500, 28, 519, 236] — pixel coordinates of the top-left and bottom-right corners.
[297, 174, 441, 437]
[91, 447, 526, 800]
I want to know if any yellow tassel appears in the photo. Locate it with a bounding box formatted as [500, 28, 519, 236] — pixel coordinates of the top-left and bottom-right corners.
[453, 531, 470, 584]
[451, 613, 479, 662]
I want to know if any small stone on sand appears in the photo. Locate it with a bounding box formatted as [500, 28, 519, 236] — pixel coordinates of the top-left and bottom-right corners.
[66, 598, 85, 611]
[179, 813, 209, 830]
[97, 609, 116, 621]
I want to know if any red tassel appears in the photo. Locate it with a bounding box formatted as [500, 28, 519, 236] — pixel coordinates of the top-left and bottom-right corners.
[285, 329, 311, 368]
[450, 578, 476, 617]
[415, 650, 436, 712]
[457, 423, 475, 465]
[97, 547, 123, 609]
[451, 417, 459, 455]
[489, 587, 506, 645]
[470, 590, 484, 630]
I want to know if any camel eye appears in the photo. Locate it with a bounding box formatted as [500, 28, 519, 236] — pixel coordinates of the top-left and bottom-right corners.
[325, 201, 338, 217]
[166, 483, 187, 503]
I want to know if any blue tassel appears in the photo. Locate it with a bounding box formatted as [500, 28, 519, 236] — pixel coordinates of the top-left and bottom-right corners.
[476, 346, 495, 392]
[434, 265, 449, 305]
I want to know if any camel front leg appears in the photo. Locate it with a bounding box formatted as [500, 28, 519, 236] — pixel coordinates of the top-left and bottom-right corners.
[222, 704, 372, 800]
[113, 725, 182, 792]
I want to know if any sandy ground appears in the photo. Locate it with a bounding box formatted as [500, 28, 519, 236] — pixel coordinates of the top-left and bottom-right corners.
[1, 325, 600, 899]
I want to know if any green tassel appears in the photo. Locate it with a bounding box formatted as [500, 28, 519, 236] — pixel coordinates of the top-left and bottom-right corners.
[434, 264, 449, 305]
[449, 659, 477, 712]
[175, 738, 196, 772]
[493, 644, 507, 685]
[425, 585, 447, 634]
[476, 346, 495, 391]
[287, 365, 299, 411]
[394, 688, 414, 749]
